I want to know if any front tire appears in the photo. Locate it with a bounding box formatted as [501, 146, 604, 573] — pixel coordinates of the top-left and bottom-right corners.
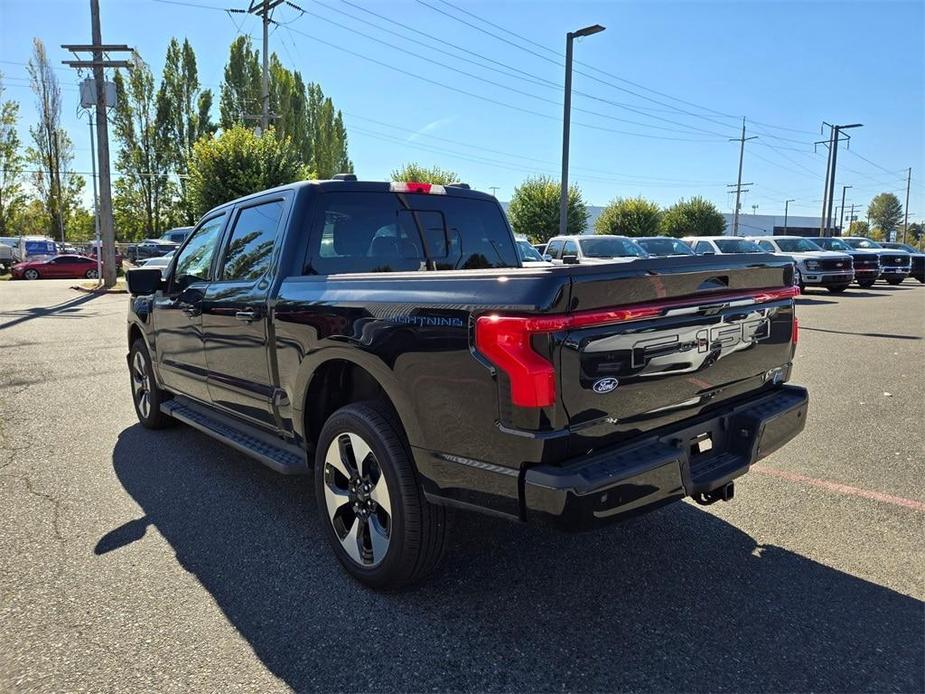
[314, 402, 447, 589]
[129, 339, 171, 429]
[23, 268, 39, 280]
[886, 277, 904, 285]
[827, 285, 848, 293]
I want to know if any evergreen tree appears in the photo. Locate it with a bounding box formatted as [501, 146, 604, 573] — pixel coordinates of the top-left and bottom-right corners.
[0, 74, 26, 235]
[219, 36, 261, 129]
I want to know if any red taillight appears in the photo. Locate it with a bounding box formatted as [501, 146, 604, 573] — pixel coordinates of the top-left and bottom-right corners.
[792, 316, 799, 344]
[474, 315, 557, 408]
[390, 181, 446, 195]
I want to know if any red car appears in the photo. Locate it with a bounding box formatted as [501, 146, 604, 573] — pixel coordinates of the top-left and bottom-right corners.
[11, 254, 102, 280]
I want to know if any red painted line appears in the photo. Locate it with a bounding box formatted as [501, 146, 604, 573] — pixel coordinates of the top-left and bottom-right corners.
[751, 464, 925, 513]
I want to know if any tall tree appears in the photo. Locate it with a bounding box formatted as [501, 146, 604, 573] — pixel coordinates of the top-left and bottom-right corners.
[159, 37, 215, 224]
[595, 196, 662, 236]
[304, 82, 352, 178]
[867, 193, 903, 239]
[659, 196, 726, 237]
[390, 163, 459, 184]
[0, 74, 27, 235]
[187, 125, 308, 216]
[26, 38, 72, 241]
[219, 36, 261, 130]
[508, 175, 588, 242]
[112, 63, 176, 237]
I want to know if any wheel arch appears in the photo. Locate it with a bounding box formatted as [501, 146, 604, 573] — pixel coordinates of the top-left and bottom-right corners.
[297, 355, 422, 458]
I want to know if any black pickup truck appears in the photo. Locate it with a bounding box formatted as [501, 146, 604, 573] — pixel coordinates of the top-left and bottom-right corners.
[125, 179, 808, 588]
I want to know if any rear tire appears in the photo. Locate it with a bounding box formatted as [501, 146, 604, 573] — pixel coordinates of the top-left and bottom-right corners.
[314, 402, 447, 589]
[85, 268, 99, 279]
[129, 339, 171, 429]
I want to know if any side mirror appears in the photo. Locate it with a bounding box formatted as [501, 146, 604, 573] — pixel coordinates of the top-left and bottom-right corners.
[543, 254, 553, 262]
[127, 267, 163, 296]
[562, 253, 580, 265]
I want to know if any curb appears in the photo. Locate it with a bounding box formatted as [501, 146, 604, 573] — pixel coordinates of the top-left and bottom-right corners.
[71, 284, 128, 295]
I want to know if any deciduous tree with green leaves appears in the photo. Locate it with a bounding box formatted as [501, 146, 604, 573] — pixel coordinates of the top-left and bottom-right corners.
[219, 36, 261, 130]
[390, 162, 459, 185]
[112, 64, 176, 237]
[659, 196, 726, 237]
[847, 220, 870, 237]
[508, 175, 588, 242]
[158, 37, 214, 224]
[867, 193, 903, 238]
[0, 74, 26, 235]
[26, 38, 74, 241]
[187, 125, 309, 215]
[595, 196, 662, 237]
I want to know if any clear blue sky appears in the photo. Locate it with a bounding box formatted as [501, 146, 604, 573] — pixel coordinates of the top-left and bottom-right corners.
[1, 0, 922, 221]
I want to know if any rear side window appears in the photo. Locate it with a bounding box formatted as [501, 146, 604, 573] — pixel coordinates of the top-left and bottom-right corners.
[221, 200, 285, 280]
[306, 192, 518, 274]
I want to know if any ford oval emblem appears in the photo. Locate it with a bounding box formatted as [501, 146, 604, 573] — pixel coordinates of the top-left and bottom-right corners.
[593, 377, 619, 394]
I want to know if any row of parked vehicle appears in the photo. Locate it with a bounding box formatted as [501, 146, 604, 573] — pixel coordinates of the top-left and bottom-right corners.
[527, 234, 924, 292]
[2, 226, 194, 280]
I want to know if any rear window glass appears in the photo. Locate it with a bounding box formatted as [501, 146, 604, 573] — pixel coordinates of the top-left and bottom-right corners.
[306, 192, 518, 274]
[637, 238, 693, 256]
[579, 237, 647, 258]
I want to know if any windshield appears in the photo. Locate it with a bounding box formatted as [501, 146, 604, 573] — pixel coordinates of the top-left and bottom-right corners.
[516, 240, 545, 262]
[816, 238, 851, 251]
[776, 238, 824, 253]
[714, 239, 762, 253]
[579, 237, 647, 258]
[637, 238, 694, 256]
[845, 238, 881, 249]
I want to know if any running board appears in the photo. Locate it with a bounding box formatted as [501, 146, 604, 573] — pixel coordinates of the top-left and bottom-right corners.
[161, 396, 309, 475]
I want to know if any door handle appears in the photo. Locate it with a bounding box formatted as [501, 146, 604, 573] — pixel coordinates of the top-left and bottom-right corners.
[182, 306, 201, 318]
[235, 309, 260, 323]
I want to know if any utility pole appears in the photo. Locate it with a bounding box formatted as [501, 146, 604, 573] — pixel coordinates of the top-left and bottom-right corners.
[246, 1, 284, 132]
[902, 167, 912, 243]
[88, 114, 101, 283]
[839, 184, 852, 233]
[847, 202, 856, 234]
[729, 117, 757, 236]
[62, 2, 133, 288]
[825, 123, 862, 234]
[816, 125, 834, 235]
[488, 186, 499, 198]
[784, 199, 795, 234]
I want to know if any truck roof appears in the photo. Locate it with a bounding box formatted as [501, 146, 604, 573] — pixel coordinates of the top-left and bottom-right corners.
[205, 178, 495, 216]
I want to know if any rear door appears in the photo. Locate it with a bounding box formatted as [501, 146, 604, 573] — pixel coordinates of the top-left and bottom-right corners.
[202, 194, 289, 428]
[153, 212, 227, 401]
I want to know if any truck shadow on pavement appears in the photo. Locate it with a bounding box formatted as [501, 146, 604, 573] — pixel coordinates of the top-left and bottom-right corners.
[104, 424, 923, 693]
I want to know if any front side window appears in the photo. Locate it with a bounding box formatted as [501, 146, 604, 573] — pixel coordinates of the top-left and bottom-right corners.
[307, 192, 517, 274]
[546, 240, 564, 259]
[758, 240, 775, 252]
[563, 239, 579, 256]
[516, 240, 544, 262]
[221, 201, 285, 280]
[173, 214, 226, 288]
[694, 241, 713, 254]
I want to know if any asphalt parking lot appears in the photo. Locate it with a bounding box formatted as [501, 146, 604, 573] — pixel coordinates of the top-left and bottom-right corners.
[1, 279, 922, 692]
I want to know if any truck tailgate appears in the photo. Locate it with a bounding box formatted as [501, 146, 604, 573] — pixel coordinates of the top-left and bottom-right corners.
[557, 255, 797, 447]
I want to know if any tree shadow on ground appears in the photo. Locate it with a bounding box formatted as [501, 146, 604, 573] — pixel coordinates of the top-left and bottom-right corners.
[102, 424, 924, 693]
[0, 290, 102, 331]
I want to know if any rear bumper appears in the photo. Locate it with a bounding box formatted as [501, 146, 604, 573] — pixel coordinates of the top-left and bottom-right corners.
[523, 385, 808, 530]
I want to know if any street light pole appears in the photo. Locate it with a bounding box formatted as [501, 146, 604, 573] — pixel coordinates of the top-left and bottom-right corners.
[559, 23, 605, 237]
[784, 199, 795, 234]
[839, 184, 852, 234]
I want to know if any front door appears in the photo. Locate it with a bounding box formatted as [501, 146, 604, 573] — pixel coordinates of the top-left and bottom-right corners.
[153, 212, 227, 402]
[203, 196, 288, 429]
